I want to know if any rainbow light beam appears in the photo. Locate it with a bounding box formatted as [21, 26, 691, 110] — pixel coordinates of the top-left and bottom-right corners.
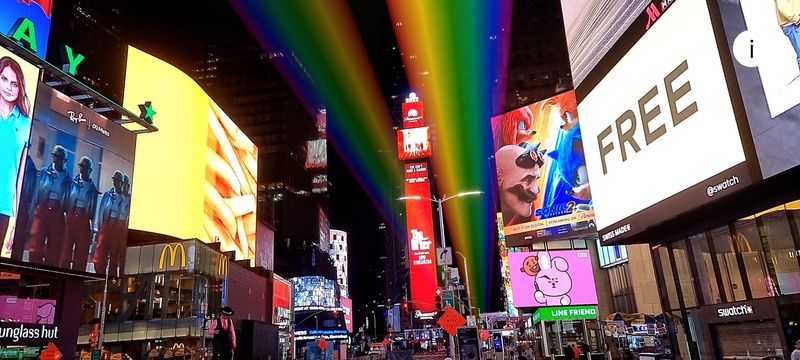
[387, 0, 513, 311]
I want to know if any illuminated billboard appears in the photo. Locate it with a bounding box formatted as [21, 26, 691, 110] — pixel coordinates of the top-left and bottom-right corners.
[397, 127, 432, 160]
[716, 0, 800, 178]
[291, 276, 337, 311]
[560, 0, 650, 87]
[576, 0, 751, 243]
[401, 96, 424, 128]
[508, 250, 598, 308]
[123, 46, 257, 262]
[491, 91, 596, 246]
[341, 296, 353, 333]
[0, 48, 40, 259]
[0, 0, 53, 58]
[403, 162, 439, 312]
[305, 139, 327, 169]
[272, 275, 291, 325]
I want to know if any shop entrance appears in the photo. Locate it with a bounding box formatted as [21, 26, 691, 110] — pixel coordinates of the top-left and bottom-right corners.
[711, 321, 783, 359]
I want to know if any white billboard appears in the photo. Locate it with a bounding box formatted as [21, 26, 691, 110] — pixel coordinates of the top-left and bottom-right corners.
[578, 0, 748, 238]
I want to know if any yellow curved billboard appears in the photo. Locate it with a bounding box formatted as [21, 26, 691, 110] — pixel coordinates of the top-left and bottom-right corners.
[123, 46, 256, 262]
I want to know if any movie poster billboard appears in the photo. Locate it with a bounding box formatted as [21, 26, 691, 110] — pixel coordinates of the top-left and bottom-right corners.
[0, 47, 39, 259]
[340, 296, 353, 332]
[716, 0, 800, 178]
[404, 162, 439, 312]
[124, 46, 257, 262]
[508, 250, 599, 308]
[3, 85, 137, 278]
[305, 139, 327, 169]
[397, 127, 432, 160]
[491, 91, 596, 246]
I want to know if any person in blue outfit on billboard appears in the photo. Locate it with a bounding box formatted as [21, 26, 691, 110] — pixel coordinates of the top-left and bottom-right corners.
[27, 145, 72, 264]
[0, 56, 32, 238]
[92, 170, 126, 275]
[776, 0, 800, 69]
[62, 156, 99, 271]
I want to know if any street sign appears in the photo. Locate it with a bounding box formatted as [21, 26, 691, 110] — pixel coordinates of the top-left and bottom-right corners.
[467, 315, 476, 326]
[479, 330, 491, 341]
[442, 290, 456, 308]
[90, 349, 101, 360]
[318, 338, 328, 350]
[38, 343, 61, 360]
[437, 306, 466, 336]
[436, 247, 453, 266]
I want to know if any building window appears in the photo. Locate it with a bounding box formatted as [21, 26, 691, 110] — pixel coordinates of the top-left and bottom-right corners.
[688, 233, 722, 305]
[732, 216, 774, 298]
[709, 226, 747, 302]
[655, 246, 681, 310]
[672, 240, 697, 308]
[759, 206, 800, 295]
[609, 263, 636, 314]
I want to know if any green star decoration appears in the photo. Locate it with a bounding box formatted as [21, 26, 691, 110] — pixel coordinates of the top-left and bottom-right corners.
[138, 101, 157, 124]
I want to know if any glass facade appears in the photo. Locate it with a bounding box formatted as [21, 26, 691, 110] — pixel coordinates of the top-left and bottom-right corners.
[653, 199, 800, 360]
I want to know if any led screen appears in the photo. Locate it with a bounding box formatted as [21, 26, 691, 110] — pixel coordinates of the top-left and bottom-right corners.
[397, 127, 432, 160]
[123, 46, 257, 262]
[292, 276, 337, 311]
[0, 47, 40, 259]
[341, 296, 353, 333]
[716, 0, 800, 178]
[3, 79, 138, 278]
[401, 100, 424, 128]
[491, 91, 596, 246]
[305, 139, 327, 169]
[272, 275, 291, 325]
[508, 250, 598, 308]
[0, 0, 53, 58]
[403, 162, 439, 312]
[577, 0, 751, 243]
[560, 0, 650, 87]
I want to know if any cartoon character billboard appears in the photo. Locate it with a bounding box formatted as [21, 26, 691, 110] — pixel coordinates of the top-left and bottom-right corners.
[508, 250, 598, 307]
[491, 91, 595, 246]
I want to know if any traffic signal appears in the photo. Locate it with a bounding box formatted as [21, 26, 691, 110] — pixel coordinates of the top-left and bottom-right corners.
[434, 295, 443, 310]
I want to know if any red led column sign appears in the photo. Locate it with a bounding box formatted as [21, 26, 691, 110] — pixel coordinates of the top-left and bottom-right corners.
[402, 100, 424, 128]
[404, 163, 438, 312]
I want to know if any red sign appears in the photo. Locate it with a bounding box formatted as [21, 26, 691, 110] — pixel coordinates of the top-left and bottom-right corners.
[382, 338, 390, 346]
[437, 306, 466, 336]
[318, 338, 328, 350]
[404, 163, 438, 312]
[38, 342, 61, 360]
[272, 275, 291, 324]
[397, 127, 432, 160]
[401, 101, 424, 128]
[480, 330, 490, 341]
[341, 296, 353, 333]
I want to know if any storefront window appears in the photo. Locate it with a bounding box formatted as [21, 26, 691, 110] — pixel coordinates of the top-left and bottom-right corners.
[759, 207, 800, 295]
[153, 274, 165, 319]
[688, 233, 722, 305]
[656, 247, 681, 310]
[586, 320, 602, 353]
[561, 320, 586, 352]
[544, 321, 562, 356]
[709, 226, 746, 302]
[672, 240, 697, 308]
[733, 217, 774, 298]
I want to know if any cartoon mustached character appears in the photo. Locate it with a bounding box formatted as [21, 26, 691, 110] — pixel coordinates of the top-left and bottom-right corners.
[531, 252, 573, 306]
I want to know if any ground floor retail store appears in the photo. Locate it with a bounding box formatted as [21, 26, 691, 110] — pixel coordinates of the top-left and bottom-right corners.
[527, 306, 603, 360]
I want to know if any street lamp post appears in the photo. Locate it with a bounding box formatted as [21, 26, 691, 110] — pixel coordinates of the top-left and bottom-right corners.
[398, 190, 482, 360]
[455, 251, 473, 315]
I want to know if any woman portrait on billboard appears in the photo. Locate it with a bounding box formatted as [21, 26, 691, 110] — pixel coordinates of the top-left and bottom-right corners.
[0, 56, 32, 238]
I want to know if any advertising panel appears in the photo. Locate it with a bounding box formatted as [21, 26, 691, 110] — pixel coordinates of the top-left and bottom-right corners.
[0, 0, 53, 58]
[403, 162, 439, 312]
[716, 0, 800, 178]
[491, 91, 596, 246]
[560, 0, 650, 87]
[272, 275, 291, 325]
[508, 250, 598, 308]
[291, 276, 337, 311]
[305, 139, 327, 169]
[401, 99, 424, 128]
[340, 296, 353, 333]
[124, 46, 257, 262]
[255, 220, 274, 270]
[397, 127, 432, 160]
[0, 48, 39, 259]
[3, 83, 137, 278]
[576, 0, 751, 243]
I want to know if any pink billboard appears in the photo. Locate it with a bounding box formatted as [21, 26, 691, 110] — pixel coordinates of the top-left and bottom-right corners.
[508, 250, 598, 307]
[341, 296, 353, 333]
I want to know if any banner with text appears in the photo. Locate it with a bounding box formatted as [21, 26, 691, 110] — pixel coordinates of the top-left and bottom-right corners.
[404, 162, 438, 312]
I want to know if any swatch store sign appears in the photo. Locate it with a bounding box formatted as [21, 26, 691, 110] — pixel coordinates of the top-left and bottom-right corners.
[717, 304, 754, 318]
